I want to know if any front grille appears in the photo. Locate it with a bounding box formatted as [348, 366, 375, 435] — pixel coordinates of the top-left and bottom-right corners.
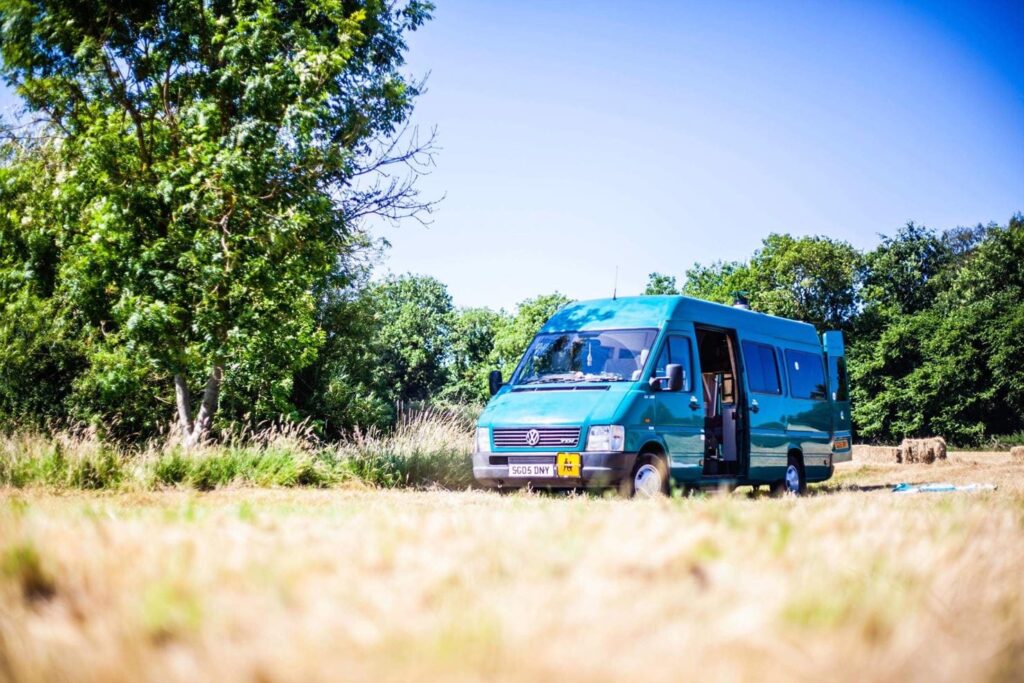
[489, 455, 556, 466]
[492, 427, 581, 448]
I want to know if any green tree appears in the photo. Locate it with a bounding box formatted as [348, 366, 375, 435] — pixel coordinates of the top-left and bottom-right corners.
[742, 234, 862, 330]
[0, 0, 434, 442]
[856, 223, 953, 336]
[0, 143, 85, 427]
[679, 235, 861, 330]
[298, 273, 456, 426]
[850, 215, 1024, 444]
[365, 274, 454, 406]
[680, 260, 746, 304]
[282, 250, 391, 435]
[489, 293, 572, 379]
[443, 307, 506, 404]
[643, 272, 679, 295]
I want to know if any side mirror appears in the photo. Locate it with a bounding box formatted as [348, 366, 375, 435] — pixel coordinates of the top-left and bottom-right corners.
[648, 375, 662, 392]
[666, 364, 683, 392]
[488, 370, 503, 397]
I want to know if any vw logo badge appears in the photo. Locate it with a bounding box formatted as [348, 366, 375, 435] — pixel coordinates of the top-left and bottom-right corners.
[525, 429, 541, 447]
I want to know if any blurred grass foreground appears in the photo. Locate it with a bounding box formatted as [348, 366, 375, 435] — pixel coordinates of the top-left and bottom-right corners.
[0, 465, 1022, 682]
[2, 423, 1024, 682]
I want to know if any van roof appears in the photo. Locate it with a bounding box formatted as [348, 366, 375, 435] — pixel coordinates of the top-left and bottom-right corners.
[539, 295, 821, 345]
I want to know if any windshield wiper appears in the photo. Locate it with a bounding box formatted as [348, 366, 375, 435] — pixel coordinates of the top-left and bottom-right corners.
[518, 375, 583, 385]
[521, 373, 624, 385]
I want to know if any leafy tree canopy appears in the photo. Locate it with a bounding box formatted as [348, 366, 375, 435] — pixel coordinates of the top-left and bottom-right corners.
[850, 215, 1024, 444]
[444, 307, 504, 404]
[489, 293, 572, 380]
[677, 235, 861, 330]
[366, 273, 454, 405]
[680, 260, 744, 305]
[0, 0, 433, 442]
[643, 272, 679, 295]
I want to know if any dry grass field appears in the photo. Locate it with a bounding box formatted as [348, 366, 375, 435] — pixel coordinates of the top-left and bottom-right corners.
[1, 452, 1022, 683]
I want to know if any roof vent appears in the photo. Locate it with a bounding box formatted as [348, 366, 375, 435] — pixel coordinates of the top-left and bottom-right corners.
[732, 292, 750, 310]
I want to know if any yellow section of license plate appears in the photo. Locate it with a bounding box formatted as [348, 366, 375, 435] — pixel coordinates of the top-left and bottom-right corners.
[556, 452, 581, 478]
[833, 437, 850, 451]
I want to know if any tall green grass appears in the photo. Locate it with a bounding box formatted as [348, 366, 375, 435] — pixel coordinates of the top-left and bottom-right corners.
[0, 410, 474, 491]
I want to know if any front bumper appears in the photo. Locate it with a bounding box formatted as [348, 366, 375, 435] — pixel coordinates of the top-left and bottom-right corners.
[473, 451, 638, 489]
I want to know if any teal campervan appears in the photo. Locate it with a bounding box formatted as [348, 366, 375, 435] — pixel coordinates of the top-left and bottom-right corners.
[473, 296, 852, 496]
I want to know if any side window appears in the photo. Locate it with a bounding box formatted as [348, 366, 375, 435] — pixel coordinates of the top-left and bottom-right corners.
[785, 349, 827, 400]
[653, 346, 669, 378]
[668, 336, 692, 392]
[831, 356, 849, 401]
[651, 335, 692, 392]
[742, 341, 781, 394]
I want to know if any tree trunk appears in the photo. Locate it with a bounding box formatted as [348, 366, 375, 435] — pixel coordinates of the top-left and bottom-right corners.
[176, 365, 224, 448]
[186, 364, 224, 447]
[174, 374, 193, 441]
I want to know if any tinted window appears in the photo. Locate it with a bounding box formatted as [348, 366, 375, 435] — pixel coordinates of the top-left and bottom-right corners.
[653, 335, 693, 391]
[785, 349, 827, 400]
[742, 341, 781, 394]
[830, 356, 849, 401]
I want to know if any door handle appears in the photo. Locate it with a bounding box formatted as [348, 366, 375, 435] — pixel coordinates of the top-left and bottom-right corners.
[750, 399, 760, 414]
[689, 396, 700, 411]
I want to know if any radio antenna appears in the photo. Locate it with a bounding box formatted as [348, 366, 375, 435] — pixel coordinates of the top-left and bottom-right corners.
[613, 266, 619, 300]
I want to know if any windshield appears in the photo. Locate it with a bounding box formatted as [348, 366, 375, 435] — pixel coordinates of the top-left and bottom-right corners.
[514, 329, 658, 384]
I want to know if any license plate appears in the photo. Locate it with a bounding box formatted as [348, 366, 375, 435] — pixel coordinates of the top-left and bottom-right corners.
[556, 452, 581, 478]
[508, 464, 554, 478]
[833, 437, 850, 450]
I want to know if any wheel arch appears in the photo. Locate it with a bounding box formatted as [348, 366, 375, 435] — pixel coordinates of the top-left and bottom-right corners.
[637, 439, 668, 462]
[787, 445, 805, 470]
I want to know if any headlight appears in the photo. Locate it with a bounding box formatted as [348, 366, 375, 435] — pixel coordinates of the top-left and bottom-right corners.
[586, 425, 625, 452]
[475, 427, 491, 453]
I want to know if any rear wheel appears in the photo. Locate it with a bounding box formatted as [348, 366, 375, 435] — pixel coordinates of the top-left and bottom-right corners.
[622, 454, 669, 498]
[772, 454, 806, 495]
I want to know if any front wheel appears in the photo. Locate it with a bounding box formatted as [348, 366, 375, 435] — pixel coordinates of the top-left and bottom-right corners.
[621, 454, 669, 498]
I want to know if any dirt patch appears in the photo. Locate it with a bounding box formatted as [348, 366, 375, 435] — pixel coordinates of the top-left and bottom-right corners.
[852, 445, 899, 463]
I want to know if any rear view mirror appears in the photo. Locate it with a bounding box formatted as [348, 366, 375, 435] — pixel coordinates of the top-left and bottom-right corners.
[648, 364, 684, 392]
[666, 364, 683, 392]
[488, 370, 503, 396]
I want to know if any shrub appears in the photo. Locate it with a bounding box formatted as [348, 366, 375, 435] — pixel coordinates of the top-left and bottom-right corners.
[152, 448, 190, 486]
[0, 409, 474, 491]
[339, 408, 473, 488]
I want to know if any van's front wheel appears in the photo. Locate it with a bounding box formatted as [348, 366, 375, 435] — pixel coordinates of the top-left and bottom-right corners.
[621, 454, 669, 498]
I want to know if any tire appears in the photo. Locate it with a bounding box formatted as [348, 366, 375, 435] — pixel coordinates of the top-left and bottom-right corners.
[621, 454, 670, 498]
[772, 454, 806, 496]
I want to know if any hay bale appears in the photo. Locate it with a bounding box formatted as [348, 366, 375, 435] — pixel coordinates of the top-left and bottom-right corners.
[896, 437, 948, 464]
[1011, 446, 1024, 463]
[852, 445, 899, 463]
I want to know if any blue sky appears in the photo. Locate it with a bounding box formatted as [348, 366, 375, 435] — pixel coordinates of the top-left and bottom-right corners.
[2, 1, 1022, 311]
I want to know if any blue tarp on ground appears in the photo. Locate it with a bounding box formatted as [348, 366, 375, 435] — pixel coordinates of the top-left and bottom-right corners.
[892, 482, 997, 493]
